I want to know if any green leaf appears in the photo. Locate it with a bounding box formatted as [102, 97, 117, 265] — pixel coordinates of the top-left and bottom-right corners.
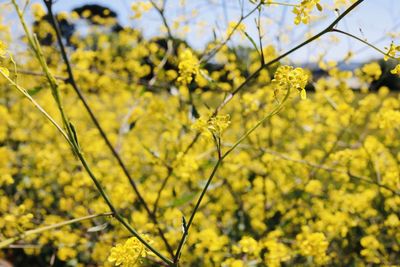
[27, 86, 43, 96]
[169, 192, 196, 207]
[242, 31, 260, 57]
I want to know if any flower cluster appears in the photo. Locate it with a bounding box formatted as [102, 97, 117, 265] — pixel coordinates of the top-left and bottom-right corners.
[226, 21, 246, 38]
[131, 1, 152, 20]
[108, 237, 148, 266]
[384, 42, 400, 61]
[1, 1, 400, 267]
[292, 0, 322, 25]
[391, 64, 400, 75]
[296, 229, 329, 265]
[192, 114, 231, 138]
[272, 65, 309, 99]
[177, 48, 200, 85]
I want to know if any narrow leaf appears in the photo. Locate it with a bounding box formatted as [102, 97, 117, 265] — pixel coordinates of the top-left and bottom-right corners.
[27, 86, 43, 96]
[169, 192, 196, 207]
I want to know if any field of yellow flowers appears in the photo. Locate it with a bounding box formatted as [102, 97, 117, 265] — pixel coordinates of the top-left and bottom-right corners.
[0, 0, 400, 266]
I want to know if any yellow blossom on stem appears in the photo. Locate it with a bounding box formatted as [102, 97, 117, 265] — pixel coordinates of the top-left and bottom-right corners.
[384, 42, 400, 61]
[192, 114, 231, 138]
[272, 65, 308, 100]
[177, 48, 200, 85]
[292, 0, 322, 25]
[264, 240, 291, 267]
[360, 235, 382, 264]
[390, 64, 400, 75]
[108, 237, 149, 266]
[233, 236, 260, 257]
[226, 21, 246, 38]
[296, 228, 329, 265]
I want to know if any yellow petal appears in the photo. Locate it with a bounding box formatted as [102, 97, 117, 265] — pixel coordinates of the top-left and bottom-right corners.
[300, 89, 307, 100]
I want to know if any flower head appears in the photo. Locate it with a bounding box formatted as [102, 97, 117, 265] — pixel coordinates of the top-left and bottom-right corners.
[177, 48, 200, 85]
[296, 229, 329, 265]
[108, 237, 149, 266]
[272, 65, 308, 100]
[192, 114, 231, 138]
[292, 0, 322, 25]
[384, 42, 400, 61]
[31, 3, 46, 20]
[390, 64, 400, 75]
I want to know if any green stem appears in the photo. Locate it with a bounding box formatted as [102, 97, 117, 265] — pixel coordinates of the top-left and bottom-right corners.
[173, 159, 221, 264]
[0, 212, 113, 249]
[174, 88, 291, 263]
[330, 28, 399, 60]
[0, 70, 71, 146]
[11, 1, 173, 264]
[149, 0, 173, 40]
[42, 2, 173, 256]
[222, 87, 291, 160]
[173, 2, 366, 262]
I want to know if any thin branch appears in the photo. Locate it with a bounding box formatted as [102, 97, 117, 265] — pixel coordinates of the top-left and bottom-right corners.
[0, 70, 71, 146]
[42, 1, 174, 257]
[153, 167, 173, 214]
[172, 2, 366, 264]
[214, 0, 365, 115]
[174, 87, 291, 263]
[11, 1, 173, 264]
[200, 1, 264, 63]
[149, 0, 173, 39]
[331, 28, 399, 60]
[0, 212, 113, 248]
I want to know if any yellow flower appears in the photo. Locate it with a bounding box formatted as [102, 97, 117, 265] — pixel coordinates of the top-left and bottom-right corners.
[233, 236, 260, 257]
[108, 237, 148, 266]
[361, 62, 381, 80]
[226, 21, 246, 38]
[0, 174, 14, 186]
[57, 247, 77, 261]
[272, 65, 308, 99]
[292, 0, 322, 25]
[192, 114, 231, 137]
[390, 64, 400, 75]
[297, 229, 329, 265]
[131, 1, 152, 19]
[31, 3, 46, 20]
[264, 240, 291, 267]
[177, 48, 200, 85]
[384, 42, 400, 61]
[360, 235, 382, 264]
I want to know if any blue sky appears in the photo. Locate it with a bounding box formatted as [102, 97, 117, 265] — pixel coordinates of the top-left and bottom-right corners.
[4, 0, 400, 64]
